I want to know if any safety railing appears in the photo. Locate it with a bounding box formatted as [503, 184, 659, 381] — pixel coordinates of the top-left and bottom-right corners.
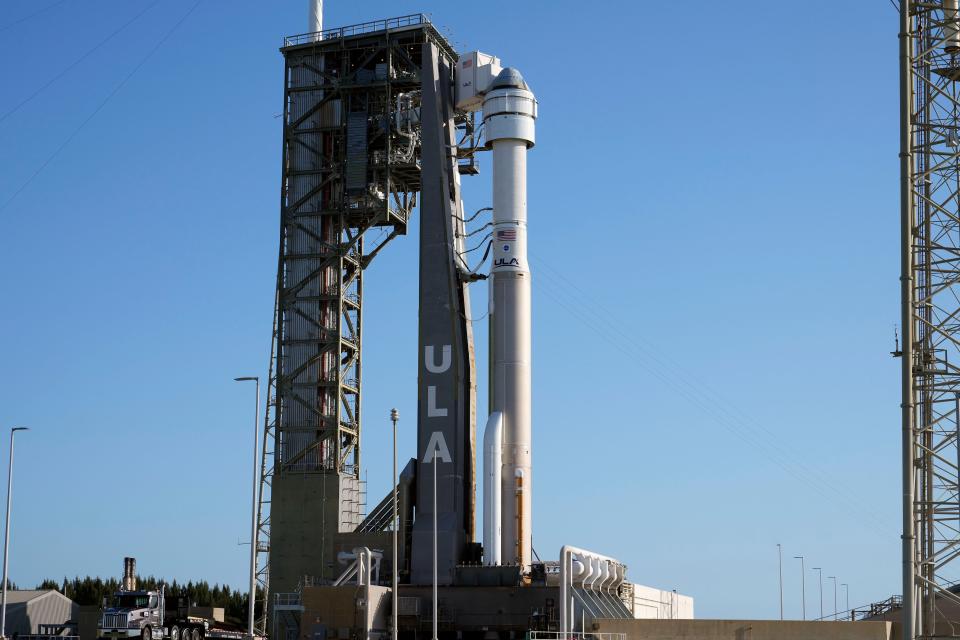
[528, 633, 626, 640]
[284, 14, 430, 47]
[850, 595, 902, 621]
[273, 592, 302, 607]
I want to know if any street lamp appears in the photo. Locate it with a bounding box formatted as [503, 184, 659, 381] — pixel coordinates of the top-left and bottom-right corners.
[794, 556, 806, 620]
[234, 377, 260, 638]
[390, 408, 399, 640]
[841, 583, 849, 620]
[777, 544, 783, 620]
[828, 576, 837, 621]
[430, 441, 440, 640]
[1, 427, 28, 640]
[812, 567, 823, 621]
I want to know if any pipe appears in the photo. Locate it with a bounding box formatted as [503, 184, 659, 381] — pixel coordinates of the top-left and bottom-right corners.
[123, 557, 137, 591]
[946, 0, 960, 52]
[559, 546, 626, 638]
[597, 558, 610, 594]
[482, 412, 503, 565]
[307, 0, 322, 35]
[900, 2, 917, 639]
[515, 470, 524, 567]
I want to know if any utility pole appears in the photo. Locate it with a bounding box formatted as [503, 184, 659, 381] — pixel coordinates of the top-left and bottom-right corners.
[828, 576, 837, 621]
[794, 556, 806, 620]
[812, 567, 823, 621]
[777, 544, 783, 620]
[793, 556, 807, 620]
[432, 441, 439, 640]
[1, 427, 28, 640]
[234, 377, 260, 639]
[842, 583, 849, 620]
[390, 409, 399, 640]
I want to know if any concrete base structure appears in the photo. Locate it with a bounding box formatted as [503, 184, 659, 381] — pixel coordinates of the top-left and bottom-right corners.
[270, 474, 368, 591]
[300, 584, 559, 639]
[593, 618, 894, 640]
[301, 585, 391, 640]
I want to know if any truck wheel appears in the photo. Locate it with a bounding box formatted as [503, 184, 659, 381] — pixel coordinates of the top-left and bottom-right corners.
[169, 625, 179, 640]
[191, 628, 201, 640]
[178, 629, 189, 640]
[141, 627, 152, 640]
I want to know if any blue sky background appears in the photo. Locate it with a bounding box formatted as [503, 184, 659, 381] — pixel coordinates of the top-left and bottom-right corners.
[0, 0, 897, 620]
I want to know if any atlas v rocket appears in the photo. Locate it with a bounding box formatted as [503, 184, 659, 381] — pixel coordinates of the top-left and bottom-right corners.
[482, 67, 537, 569]
[411, 45, 538, 580]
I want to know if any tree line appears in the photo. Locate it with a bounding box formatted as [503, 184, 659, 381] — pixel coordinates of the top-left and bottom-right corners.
[34, 577, 262, 626]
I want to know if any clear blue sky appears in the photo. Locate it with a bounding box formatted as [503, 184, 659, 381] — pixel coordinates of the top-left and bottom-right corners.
[0, 0, 897, 620]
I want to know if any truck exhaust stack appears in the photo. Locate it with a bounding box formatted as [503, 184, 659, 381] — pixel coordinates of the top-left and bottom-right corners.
[122, 557, 136, 591]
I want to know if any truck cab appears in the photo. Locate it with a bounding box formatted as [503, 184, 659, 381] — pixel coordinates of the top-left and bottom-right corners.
[98, 558, 245, 640]
[98, 589, 166, 640]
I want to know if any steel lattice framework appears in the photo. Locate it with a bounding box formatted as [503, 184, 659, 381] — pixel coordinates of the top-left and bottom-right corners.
[252, 15, 461, 636]
[900, 2, 960, 638]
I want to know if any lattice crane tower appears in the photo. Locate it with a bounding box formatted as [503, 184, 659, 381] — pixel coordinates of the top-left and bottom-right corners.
[900, 1, 960, 637]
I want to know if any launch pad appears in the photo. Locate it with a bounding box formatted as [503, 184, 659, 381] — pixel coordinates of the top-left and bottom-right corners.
[256, 9, 690, 640]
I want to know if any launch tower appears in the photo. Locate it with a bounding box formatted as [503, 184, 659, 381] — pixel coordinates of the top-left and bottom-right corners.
[259, 12, 465, 613]
[899, 1, 960, 638]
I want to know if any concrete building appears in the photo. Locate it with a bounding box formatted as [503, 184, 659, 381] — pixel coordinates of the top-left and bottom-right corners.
[594, 618, 894, 640]
[3, 590, 78, 636]
[629, 583, 695, 619]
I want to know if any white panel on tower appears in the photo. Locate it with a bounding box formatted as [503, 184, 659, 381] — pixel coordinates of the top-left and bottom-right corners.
[455, 51, 502, 111]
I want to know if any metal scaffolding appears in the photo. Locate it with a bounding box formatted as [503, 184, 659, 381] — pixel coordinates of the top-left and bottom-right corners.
[900, 2, 960, 638]
[254, 15, 460, 636]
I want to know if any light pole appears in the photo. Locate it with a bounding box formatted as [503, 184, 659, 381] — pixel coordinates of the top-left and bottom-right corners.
[841, 583, 849, 620]
[777, 544, 783, 620]
[812, 567, 823, 621]
[390, 409, 399, 640]
[1, 427, 28, 640]
[794, 556, 806, 620]
[234, 377, 260, 638]
[431, 441, 439, 640]
[828, 576, 837, 621]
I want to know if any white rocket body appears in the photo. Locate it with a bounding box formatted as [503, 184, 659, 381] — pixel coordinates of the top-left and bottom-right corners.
[483, 68, 537, 570]
[482, 412, 503, 566]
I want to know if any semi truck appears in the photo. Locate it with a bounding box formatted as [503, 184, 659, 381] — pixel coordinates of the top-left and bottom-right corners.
[97, 558, 249, 640]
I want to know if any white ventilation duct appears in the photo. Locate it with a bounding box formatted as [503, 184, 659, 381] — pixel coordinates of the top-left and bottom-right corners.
[559, 546, 626, 636]
[308, 0, 322, 34]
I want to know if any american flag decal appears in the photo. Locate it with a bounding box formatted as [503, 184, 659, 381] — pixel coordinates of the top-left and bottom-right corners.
[496, 229, 517, 241]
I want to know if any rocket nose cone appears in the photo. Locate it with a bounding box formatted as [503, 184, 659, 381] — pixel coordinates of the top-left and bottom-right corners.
[490, 67, 529, 91]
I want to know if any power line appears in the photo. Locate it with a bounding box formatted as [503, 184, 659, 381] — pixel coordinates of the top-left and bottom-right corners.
[0, 0, 70, 33]
[0, 0, 204, 215]
[0, 0, 163, 125]
[529, 254, 891, 534]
